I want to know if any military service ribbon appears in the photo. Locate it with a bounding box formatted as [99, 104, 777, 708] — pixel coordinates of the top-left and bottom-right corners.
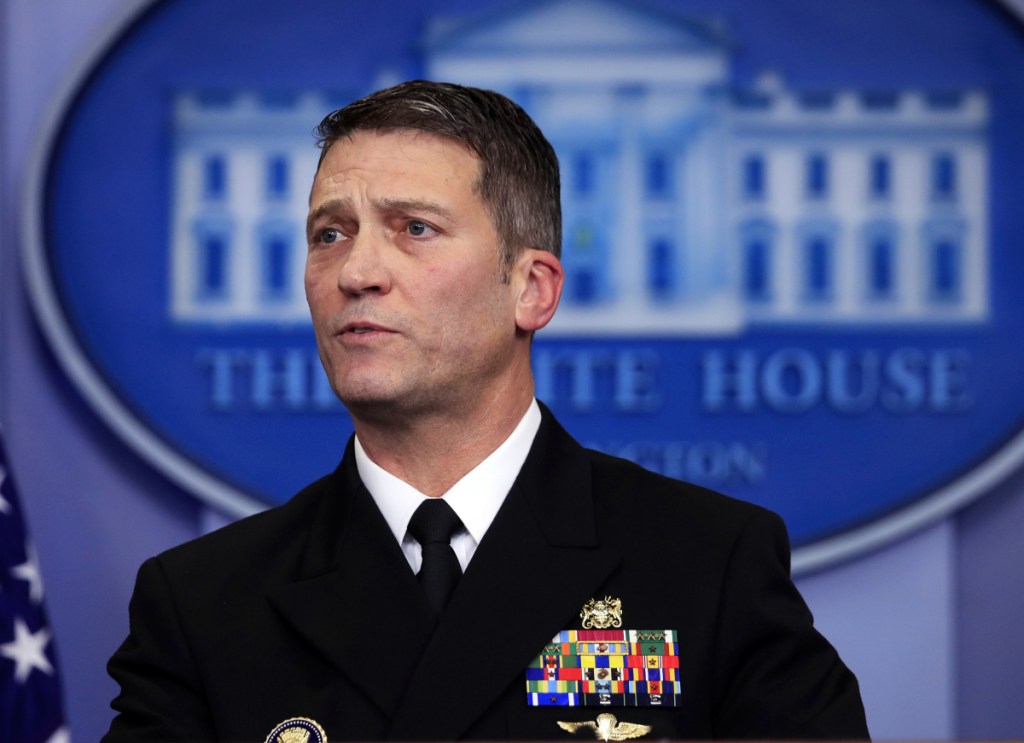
[526, 630, 681, 708]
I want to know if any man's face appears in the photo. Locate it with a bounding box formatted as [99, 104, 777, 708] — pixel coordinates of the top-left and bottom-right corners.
[305, 129, 521, 420]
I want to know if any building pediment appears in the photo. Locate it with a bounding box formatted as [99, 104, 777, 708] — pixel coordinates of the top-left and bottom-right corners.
[425, 0, 728, 56]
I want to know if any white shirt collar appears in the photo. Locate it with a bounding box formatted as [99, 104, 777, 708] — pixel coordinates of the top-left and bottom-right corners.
[354, 399, 542, 571]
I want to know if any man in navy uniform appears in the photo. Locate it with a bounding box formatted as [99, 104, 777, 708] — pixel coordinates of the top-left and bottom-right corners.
[104, 80, 869, 742]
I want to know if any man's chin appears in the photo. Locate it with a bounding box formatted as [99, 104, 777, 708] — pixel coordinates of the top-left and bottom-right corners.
[331, 370, 404, 408]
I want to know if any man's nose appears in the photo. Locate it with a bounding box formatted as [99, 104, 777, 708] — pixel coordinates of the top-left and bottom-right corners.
[336, 232, 391, 296]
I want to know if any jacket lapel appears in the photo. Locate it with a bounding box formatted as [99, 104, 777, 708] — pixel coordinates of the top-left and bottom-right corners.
[388, 410, 621, 740]
[268, 447, 438, 717]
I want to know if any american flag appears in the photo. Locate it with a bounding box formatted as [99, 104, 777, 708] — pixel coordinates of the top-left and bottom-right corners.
[1, 431, 68, 743]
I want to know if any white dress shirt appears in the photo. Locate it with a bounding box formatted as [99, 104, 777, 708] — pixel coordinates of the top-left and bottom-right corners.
[354, 399, 542, 573]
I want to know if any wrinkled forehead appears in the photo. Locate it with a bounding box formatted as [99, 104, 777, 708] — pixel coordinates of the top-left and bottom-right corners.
[317, 126, 482, 176]
[310, 128, 483, 203]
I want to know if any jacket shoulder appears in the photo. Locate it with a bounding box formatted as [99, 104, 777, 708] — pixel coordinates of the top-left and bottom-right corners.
[151, 471, 340, 589]
[584, 442, 778, 531]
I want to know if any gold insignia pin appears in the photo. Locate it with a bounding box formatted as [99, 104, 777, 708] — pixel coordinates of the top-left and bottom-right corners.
[557, 713, 652, 741]
[264, 717, 328, 743]
[580, 596, 622, 629]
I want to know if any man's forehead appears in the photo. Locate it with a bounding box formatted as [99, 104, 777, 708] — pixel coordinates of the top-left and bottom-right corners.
[309, 128, 482, 205]
[317, 128, 480, 174]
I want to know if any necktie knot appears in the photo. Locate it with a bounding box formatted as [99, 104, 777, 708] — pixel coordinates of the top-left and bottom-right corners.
[408, 498, 463, 545]
[407, 499, 464, 615]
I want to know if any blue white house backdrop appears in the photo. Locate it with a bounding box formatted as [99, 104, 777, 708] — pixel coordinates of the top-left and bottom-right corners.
[27, 0, 1024, 571]
[170, 1, 989, 335]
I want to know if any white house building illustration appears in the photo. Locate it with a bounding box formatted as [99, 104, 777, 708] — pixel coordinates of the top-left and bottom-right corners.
[168, 0, 990, 333]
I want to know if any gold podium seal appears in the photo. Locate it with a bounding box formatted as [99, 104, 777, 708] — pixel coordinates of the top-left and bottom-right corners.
[264, 717, 328, 743]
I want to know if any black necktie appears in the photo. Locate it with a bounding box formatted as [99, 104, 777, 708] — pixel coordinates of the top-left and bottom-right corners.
[407, 499, 464, 614]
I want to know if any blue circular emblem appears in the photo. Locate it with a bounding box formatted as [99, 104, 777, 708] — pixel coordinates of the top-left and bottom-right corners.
[23, 0, 1024, 571]
[264, 717, 327, 743]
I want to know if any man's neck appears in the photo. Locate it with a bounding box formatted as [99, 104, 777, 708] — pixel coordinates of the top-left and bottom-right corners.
[351, 387, 536, 497]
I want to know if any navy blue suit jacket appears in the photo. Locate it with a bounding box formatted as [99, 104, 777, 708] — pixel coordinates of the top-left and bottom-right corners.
[104, 407, 868, 741]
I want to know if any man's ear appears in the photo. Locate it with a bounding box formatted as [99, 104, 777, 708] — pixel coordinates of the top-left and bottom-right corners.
[513, 248, 564, 332]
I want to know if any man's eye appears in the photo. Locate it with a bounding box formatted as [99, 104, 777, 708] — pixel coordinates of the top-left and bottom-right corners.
[318, 227, 340, 244]
[407, 220, 432, 237]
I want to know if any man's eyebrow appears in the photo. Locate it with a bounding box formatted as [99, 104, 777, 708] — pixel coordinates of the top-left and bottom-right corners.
[305, 197, 458, 243]
[378, 197, 456, 223]
[306, 198, 351, 243]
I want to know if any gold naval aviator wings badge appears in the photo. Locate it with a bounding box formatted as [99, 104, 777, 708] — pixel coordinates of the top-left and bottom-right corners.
[557, 713, 652, 741]
[265, 717, 327, 743]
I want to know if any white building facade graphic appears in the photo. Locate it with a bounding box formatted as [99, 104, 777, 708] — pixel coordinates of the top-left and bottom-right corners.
[168, 0, 989, 333]
[169, 92, 327, 323]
